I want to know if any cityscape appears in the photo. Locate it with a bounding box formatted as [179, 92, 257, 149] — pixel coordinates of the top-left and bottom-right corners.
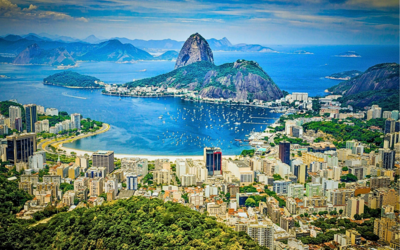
[0, 0, 399, 249]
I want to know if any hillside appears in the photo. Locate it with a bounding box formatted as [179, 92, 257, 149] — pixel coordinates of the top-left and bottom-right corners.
[13, 44, 75, 66]
[78, 39, 153, 62]
[328, 63, 399, 110]
[325, 70, 362, 81]
[43, 71, 102, 88]
[175, 33, 214, 69]
[0, 184, 266, 250]
[125, 60, 283, 101]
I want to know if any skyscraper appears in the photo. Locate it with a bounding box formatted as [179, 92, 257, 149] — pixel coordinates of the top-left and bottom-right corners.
[391, 110, 399, 121]
[92, 151, 115, 174]
[126, 174, 138, 190]
[279, 142, 291, 165]
[9, 106, 21, 129]
[71, 113, 81, 130]
[382, 150, 395, 169]
[25, 104, 37, 133]
[385, 118, 395, 134]
[204, 147, 222, 176]
[6, 133, 37, 164]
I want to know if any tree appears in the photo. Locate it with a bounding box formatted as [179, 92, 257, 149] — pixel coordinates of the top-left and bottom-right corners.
[340, 173, 358, 182]
[354, 214, 361, 220]
[225, 192, 231, 200]
[245, 198, 256, 207]
[342, 167, 348, 171]
[304, 213, 309, 217]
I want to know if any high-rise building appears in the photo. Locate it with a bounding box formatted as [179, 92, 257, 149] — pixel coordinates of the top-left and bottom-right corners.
[9, 106, 21, 129]
[247, 223, 274, 249]
[273, 180, 291, 194]
[70, 113, 81, 130]
[89, 177, 104, 197]
[14, 117, 22, 132]
[287, 184, 304, 199]
[346, 197, 364, 219]
[6, 133, 36, 164]
[92, 151, 114, 174]
[204, 147, 222, 176]
[153, 169, 171, 185]
[279, 142, 290, 165]
[126, 174, 138, 190]
[385, 119, 395, 134]
[306, 183, 322, 197]
[25, 104, 37, 132]
[391, 110, 399, 120]
[383, 111, 392, 119]
[382, 150, 395, 169]
[181, 174, 196, 187]
[293, 164, 308, 183]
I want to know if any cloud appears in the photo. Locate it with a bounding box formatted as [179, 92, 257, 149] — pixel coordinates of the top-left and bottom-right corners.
[0, 0, 87, 22]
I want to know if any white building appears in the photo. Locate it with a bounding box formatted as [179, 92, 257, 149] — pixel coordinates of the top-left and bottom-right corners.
[70, 113, 81, 130]
[46, 108, 59, 116]
[181, 174, 196, 187]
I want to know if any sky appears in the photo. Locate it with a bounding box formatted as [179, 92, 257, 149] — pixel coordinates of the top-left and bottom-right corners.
[0, 0, 399, 45]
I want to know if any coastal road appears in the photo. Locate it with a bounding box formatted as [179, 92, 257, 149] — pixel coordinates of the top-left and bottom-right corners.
[37, 123, 110, 154]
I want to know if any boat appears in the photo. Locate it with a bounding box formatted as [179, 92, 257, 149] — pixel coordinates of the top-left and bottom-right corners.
[234, 122, 240, 126]
[159, 116, 163, 119]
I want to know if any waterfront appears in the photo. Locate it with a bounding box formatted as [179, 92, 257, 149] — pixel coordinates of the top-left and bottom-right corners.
[0, 46, 398, 155]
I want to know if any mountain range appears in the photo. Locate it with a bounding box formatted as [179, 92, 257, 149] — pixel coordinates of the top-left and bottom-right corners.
[0, 33, 277, 66]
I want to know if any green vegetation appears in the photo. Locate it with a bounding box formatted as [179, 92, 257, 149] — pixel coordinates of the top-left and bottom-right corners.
[240, 185, 257, 193]
[241, 149, 255, 157]
[124, 60, 278, 96]
[273, 134, 309, 146]
[0, 101, 26, 132]
[337, 89, 399, 112]
[264, 186, 286, 207]
[43, 71, 102, 88]
[340, 173, 358, 183]
[273, 174, 283, 181]
[60, 183, 74, 193]
[46, 153, 75, 163]
[245, 198, 256, 207]
[303, 121, 383, 149]
[0, 194, 267, 249]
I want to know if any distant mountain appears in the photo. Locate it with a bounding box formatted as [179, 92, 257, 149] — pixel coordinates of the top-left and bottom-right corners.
[207, 37, 276, 52]
[125, 33, 283, 102]
[329, 63, 399, 111]
[155, 50, 178, 60]
[2, 35, 23, 41]
[82, 35, 103, 44]
[78, 39, 153, 62]
[113, 38, 184, 51]
[334, 51, 361, 58]
[43, 71, 102, 88]
[175, 33, 214, 69]
[13, 44, 75, 66]
[325, 70, 362, 81]
[207, 37, 232, 51]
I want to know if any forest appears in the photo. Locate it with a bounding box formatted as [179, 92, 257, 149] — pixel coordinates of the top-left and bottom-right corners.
[43, 71, 102, 88]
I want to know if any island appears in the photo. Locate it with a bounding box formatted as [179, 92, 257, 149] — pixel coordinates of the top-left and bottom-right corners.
[325, 70, 362, 80]
[334, 51, 361, 57]
[292, 50, 314, 55]
[43, 71, 104, 89]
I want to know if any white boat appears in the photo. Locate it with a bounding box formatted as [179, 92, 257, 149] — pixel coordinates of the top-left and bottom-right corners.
[234, 122, 241, 126]
[159, 116, 163, 119]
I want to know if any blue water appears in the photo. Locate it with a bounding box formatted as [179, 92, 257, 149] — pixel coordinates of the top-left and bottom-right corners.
[0, 45, 398, 155]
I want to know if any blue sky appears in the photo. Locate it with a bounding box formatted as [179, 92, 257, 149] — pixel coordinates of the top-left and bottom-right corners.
[0, 0, 398, 45]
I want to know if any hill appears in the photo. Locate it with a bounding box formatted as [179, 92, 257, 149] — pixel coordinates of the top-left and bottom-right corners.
[155, 50, 179, 60]
[43, 71, 102, 88]
[0, 178, 267, 250]
[126, 59, 283, 101]
[78, 39, 153, 62]
[12, 44, 75, 66]
[325, 70, 362, 81]
[175, 33, 214, 69]
[328, 63, 399, 110]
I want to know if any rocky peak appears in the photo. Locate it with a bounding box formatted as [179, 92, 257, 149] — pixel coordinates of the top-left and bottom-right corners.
[175, 33, 214, 69]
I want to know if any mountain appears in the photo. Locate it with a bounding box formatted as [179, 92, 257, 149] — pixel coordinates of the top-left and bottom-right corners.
[13, 44, 76, 66]
[325, 70, 362, 81]
[114, 38, 184, 51]
[207, 37, 232, 51]
[329, 63, 399, 111]
[155, 50, 179, 60]
[43, 71, 102, 88]
[82, 35, 103, 44]
[126, 60, 283, 101]
[2, 35, 23, 41]
[175, 33, 214, 69]
[78, 39, 153, 62]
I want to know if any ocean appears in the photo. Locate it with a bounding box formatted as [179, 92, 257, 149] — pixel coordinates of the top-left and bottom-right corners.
[0, 45, 398, 155]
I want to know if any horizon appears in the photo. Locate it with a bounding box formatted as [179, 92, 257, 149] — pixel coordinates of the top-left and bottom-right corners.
[0, 0, 399, 45]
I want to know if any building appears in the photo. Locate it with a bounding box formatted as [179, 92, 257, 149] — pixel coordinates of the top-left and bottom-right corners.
[70, 113, 81, 130]
[306, 183, 322, 197]
[28, 151, 46, 171]
[346, 229, 361, 245]
[104, 177, 118, 197]
[20, 174, 39, 187]
[46, 108, 58, 116]
[181, 174, 196, 187]
[293, 164, 308, 183]
[204, 147, 222, 176]
[292, 126, 303, 138]
[25, 104, 37, 132]
[126, 174, 138, 190]
[14, 117, 22, 132]
[153, 169, 171, 185]
[287, 238, 309, 250]
[155, 158, 170, 170]
[89, 177, 104, 197]
[92, 151, 114, 174]
[288, 184, 304, 199]
[273, 180, 291, 194]
[385, 119, 396, 134]
[382, 150, 395, 169]
[68, 165, 80, 179]
[6, 133, 36, 164]
[280, 216, 295, 232]
[279, 142, 290, 165]
[392, 110, 399, 120]
[370, 176, 390, 189]
[367, 105, 382, 120]
[348, 166, 365, 180]
[334, 234, 350, 248]
[247, 223, 274, 249]
[374, 217, 397, 243]
[9, 106, 21, 129]
[329, 189, 354, 206]
[346, 197, 364, 219]
[19, 181, 33, 195]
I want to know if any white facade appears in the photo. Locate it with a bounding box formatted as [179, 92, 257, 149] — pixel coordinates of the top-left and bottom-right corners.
[71, 113, 81, 130]
[46, 108, 59, 116]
